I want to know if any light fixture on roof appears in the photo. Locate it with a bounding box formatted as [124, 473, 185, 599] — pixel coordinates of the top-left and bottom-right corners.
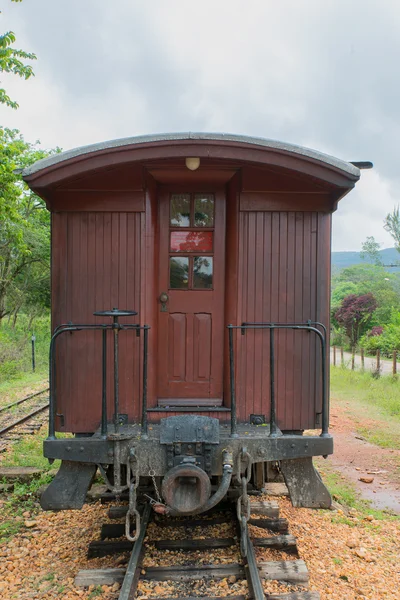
[185, 157, 200, 171]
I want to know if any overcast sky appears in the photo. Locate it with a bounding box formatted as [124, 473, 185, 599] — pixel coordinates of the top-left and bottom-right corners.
[1, 0, 399, 251]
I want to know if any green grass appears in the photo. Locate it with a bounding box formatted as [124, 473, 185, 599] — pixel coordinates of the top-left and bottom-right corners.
[331, 366, 400, 419]
[0, 313, 50, 384]
[1, 429, 53, 469]
[0, 371, 48, 401]
[331, 366, 400, 451]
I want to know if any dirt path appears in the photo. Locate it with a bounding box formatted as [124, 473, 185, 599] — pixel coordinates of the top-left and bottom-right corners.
[328, 401, 400, 513]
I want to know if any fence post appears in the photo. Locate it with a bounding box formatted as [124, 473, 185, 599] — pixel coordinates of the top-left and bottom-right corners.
[351, 349, 355, 370]
[31, 334, 36, 372]
[376, 349, 381, 375]
[340, 346, 344, 366]
[333, 346, 336, 366]
[393, 350, 397, 376]
[361, 347, 365, 370]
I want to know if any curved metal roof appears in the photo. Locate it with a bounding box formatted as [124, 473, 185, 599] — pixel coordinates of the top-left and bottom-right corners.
[21, 132, 360, 178]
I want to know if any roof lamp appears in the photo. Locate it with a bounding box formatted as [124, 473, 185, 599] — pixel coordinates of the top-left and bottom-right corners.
[185, 157, 200, 171]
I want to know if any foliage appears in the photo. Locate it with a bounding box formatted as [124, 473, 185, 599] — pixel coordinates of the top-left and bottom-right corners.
[0, 128, 57, 324]
[360, 310, 400, 357]
[331, 264, 400, 327]
[0, 2, 36, 109]
[384, 206, 400, 254]
[334, 293, 377, 350]
[369, 326, 384, 337]
[360, 236, 383, 266]
[0, 313, 50, 381]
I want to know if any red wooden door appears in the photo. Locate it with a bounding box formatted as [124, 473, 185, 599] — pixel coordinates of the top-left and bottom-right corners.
[157, 189, 226, 402]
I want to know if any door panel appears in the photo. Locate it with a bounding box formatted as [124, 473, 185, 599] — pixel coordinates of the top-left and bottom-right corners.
[157, 188, 225, 401]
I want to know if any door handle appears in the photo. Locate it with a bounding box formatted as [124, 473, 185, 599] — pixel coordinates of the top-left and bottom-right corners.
[159, 292, 169, 312]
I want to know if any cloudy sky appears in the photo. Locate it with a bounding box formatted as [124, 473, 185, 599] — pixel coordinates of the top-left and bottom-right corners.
[1, 0, 399, 251]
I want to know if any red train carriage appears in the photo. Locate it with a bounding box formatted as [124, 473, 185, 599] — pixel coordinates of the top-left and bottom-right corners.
[22, 133, 365, 532]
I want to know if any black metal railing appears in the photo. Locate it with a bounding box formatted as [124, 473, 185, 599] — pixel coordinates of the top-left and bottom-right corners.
[227, 321, 329, 439]
[48, 309, 150, 440]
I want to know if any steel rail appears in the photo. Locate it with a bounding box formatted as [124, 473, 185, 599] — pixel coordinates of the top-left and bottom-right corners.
[118, 503, 152, 600]
[244, 531, 265, 600]
[0, 402, 49, 436]
[0, 387, 49, 414]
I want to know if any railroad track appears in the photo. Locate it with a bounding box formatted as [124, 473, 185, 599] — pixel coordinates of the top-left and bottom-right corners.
[76, 495, 320, 600]
[0, 388, 49, 443]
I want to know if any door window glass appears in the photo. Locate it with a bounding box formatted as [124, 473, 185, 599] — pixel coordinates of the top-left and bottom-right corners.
[193, 257, 213, 289]
[169, 192, 215, 290]
[170, 194, 190, 227]
[170, 231, 213, 252]
[194, 194, 214, 227]
[170, 257, 189, 289]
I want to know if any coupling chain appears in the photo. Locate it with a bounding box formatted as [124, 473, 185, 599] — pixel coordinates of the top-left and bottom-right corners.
[125, 451, 140, 542]
[235, 447, 252, 484]
[236, 450, 251, 558]
[149, 468, 163, 504]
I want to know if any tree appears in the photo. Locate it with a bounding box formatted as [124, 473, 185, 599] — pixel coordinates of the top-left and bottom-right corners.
[384, 206, 400, 254]
[331, 263, 400, 326]
[0, 128, 56, 324]
[360, 236, 383, 266]
[335, 293, 377, 350]
[0, 1, 36, 109]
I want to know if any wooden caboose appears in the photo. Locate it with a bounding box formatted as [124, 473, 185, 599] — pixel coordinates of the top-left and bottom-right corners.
[22, 133, 361, 515]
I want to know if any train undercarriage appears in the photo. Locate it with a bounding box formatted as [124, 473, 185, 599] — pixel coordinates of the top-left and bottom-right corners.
[41, 416, 332, 534]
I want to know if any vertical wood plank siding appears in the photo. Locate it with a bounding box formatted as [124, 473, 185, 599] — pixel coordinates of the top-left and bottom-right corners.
[52, 212, 143, 432]
[236, 211, 330, 430]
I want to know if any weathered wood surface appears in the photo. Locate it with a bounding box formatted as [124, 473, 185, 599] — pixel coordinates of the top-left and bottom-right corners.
[267, 593, 320, 600]
[259, 559, 309, 586]
[0, 467, 43, 482]
[155, 538, 235, 550]
[262, 482, 289, 496]
[249, 500, 280, 517]
[87, 539, 132, 558]
[248, 517, 289, 533]
[142, 563, 244, 581]
[156, 597, 246, 600]
[75, 568, 125, 587]
[253, 534, 297, 550]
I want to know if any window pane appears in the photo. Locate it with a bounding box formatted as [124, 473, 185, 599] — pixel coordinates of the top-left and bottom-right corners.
[170, 257, 189, 289]
[194, 194, 214, 227]
[193, 257, 213, 289]
[170, 231, 213, 252]
[170, 194, 190, 227]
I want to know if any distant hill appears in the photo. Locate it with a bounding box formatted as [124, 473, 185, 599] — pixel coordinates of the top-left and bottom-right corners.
[332, 247, 400, 270]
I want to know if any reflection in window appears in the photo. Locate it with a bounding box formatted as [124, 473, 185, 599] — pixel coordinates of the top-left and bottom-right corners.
[170, 257, 189, 289]
[193, 257, 213, 289]
[194, 194, 214, 227]
[170, 194, 190, 227]
[170, 231, 213, 252]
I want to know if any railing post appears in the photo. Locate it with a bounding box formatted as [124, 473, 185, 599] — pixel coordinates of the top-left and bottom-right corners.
[141, 325, 149, 438]
[228, 325, 238, 438]
[48, 335, 56, 440]
[101, 328, 107, 438]
[393, 350, 397, 376]
[269, 326, 278, 437]
[340, 346, 344, 366]
[31, 334, 36, 372]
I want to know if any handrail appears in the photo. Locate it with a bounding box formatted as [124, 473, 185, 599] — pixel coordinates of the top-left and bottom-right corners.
[48, 315, 150, 440]
[227, 321, 329, 439]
